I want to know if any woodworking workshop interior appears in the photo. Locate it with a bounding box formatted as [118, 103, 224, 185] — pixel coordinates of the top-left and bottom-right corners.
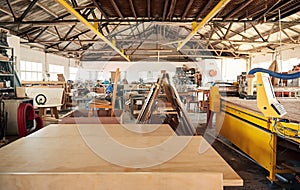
[1, 0, 300, 189]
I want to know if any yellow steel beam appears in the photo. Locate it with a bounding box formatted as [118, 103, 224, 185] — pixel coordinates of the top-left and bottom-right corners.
[177, 0, 231, 50]
[55, 0, 130, 61]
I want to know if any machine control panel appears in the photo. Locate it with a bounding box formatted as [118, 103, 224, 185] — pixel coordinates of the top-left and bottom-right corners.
[271, 102, 287, 116]
[256, 72, 287, 118]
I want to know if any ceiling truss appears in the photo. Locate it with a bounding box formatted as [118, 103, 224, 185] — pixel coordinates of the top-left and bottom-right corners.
[0, 0, 299, 61]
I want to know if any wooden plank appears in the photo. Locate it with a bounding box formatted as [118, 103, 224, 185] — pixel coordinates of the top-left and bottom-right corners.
[60, 109, 76, 118]
[136, 73, 195, 135]
[22, 81, 67, 85]
[137, 73, 166, 123]
[0, 124, 242, 188]
[282, 163, 300, 173]
[0, 173, 223, 190]
[21, 81, 67, 93]
[28, 124, 175, 138]
[134, 110, 178, 115]
[136, 83, 160, 123]
[111, 68, 120, 117]
[165, 73, 195, 135]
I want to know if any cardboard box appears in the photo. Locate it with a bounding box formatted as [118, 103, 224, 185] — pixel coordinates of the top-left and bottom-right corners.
[16, 87, 27, 98]
[57, 74, 65, 81]
[0, 82, 5, 88]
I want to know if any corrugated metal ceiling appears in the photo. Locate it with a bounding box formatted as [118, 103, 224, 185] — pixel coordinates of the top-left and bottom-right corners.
[0, 0, 299, 61]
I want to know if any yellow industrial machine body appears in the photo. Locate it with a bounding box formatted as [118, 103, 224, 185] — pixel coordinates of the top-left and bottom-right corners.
[216, 102, 278, 181]
[215, 99, 300, 181]
[211, 74, 299, 182]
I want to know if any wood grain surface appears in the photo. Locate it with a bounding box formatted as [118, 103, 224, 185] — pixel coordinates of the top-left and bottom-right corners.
[0, 124, 242, 189]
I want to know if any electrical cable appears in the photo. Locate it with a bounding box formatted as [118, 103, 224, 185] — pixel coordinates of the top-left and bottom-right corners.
[272, 119, 300, 140]
[17, 103, 43, 137]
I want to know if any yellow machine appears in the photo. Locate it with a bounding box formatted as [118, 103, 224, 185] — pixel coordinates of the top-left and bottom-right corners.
[256, 72, 287, 118]
[211, 72, 300, 182]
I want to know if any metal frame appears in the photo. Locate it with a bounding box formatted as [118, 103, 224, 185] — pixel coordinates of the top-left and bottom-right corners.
[55, 0, 130, 61]
[177, 0, 231, 50]
[0, 0, 299, 61]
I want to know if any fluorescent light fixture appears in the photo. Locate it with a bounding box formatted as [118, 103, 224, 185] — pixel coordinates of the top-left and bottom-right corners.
[149, 55, 169, 58]
[146, 49, 173, 53]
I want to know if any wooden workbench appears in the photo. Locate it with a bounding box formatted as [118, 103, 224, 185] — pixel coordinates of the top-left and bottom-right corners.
[221, 97, 300, 122]
[0, 124, 242, 189]
[36, 104, 62, 119]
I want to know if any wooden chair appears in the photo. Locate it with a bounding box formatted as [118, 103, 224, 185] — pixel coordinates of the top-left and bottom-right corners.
[88, 68, 120, 117]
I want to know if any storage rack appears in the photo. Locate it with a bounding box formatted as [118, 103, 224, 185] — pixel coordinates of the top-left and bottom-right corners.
[0, 45, 15, 97]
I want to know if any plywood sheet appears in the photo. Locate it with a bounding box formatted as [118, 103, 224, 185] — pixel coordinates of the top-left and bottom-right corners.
[28, 124, 175, 138]
[0, 173, 223, 190]
[0, 124, 242, 189]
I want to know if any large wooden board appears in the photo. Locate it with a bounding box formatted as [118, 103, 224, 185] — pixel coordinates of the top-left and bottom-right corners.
[0, 124, 242, 189]
[0, 173, 223, 190]
[28, 124, 175, 138]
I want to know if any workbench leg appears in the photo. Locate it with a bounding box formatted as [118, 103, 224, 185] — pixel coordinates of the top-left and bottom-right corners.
[50, 108, 53, 117]
[52, 107, 59, 119]
[38, 107, 45, 118]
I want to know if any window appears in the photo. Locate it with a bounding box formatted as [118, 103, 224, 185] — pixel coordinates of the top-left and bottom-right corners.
[20, 61, 43, 81]
[97, 71, 105, 81]
[48, 64, 64, 81]
[68, 67, 78, 81]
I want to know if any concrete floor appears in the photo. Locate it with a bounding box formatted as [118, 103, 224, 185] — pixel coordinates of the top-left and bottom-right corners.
[194, 111, 300, 190]
[196, 122, 290, 190]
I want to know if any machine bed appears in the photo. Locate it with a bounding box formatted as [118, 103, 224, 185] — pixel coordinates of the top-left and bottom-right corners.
[221, 97, 300, 123]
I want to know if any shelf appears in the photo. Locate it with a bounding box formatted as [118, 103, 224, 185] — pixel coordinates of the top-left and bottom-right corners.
[22, 81, 67, 85]
[0, 45, 18, 98]
[0, 45, 16, 97]
[0, 87, 14, 91]
[0, 45, 13, 49]
[0, 74, 14, 76]
[0, 59, 12, 62]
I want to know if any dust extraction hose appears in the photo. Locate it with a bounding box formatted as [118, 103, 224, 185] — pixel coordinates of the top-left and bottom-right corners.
[17, 103, 43, 137]
[248, 68, 300, 80]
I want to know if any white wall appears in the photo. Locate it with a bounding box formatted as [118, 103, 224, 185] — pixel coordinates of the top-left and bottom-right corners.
[82, 58, 247, 85]
[7, 36, 20, 71]
[221, 58, 247, 82]
[7, 34, 248, 83]
[9, 44, 249, 84]
[7, 33, 300, 83]
[81, 61, 204, 82]
[251, 47, 300, 72]
[18, 45, 77, 80]
[19, 46, 46, 74]
[6, 34, 77, 80]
